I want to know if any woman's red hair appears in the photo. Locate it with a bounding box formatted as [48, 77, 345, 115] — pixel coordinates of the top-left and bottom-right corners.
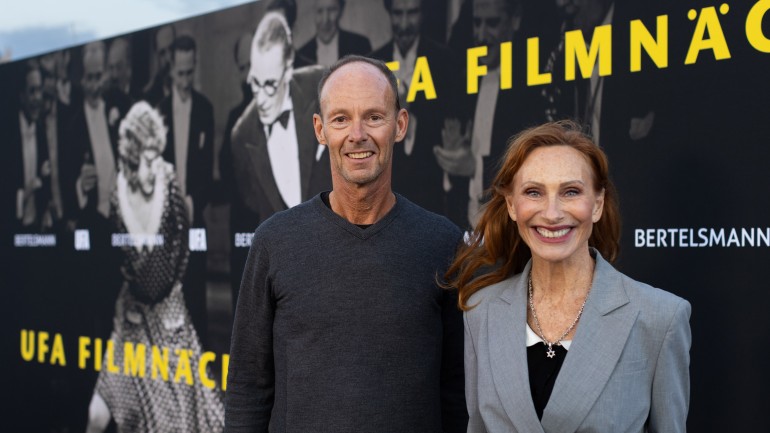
[446, 120, 621, 310]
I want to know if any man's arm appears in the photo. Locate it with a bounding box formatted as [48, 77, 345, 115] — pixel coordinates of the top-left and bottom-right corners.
[440, 287, 469, 432]
[225, 237, 276, 432]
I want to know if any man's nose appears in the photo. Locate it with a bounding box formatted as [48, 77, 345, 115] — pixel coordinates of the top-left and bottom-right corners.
[348, 119, 367, 142]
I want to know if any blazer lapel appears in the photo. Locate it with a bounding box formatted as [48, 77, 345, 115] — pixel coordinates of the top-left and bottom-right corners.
[540, 254, 639, 433]
[241, 102, 286, 212]
[488, 262, 546, 433]
[291, 78, 319, 200]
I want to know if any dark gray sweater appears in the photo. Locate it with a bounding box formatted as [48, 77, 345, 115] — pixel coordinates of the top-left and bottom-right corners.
[225, 193, 467, 432]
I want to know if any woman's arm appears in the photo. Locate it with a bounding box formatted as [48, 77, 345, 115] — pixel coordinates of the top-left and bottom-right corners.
[648, 298, 692, 432]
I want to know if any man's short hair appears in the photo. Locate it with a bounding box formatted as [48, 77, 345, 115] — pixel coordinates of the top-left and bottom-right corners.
[171, 35, 197, 63]
[18, 59, 40, 96]
[383, 0, 419, 13]
[82, 41, 106, 68]
[254, 11, 294, 64]
[109, 37, 132, 61]
[317, 55, 401, 115]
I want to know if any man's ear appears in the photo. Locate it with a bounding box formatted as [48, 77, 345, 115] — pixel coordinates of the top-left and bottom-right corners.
[313, 113, 326, 145]
[394, 108, 409, 142]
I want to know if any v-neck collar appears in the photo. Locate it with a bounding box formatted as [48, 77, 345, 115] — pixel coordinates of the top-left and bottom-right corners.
[312, 192, 402, 240]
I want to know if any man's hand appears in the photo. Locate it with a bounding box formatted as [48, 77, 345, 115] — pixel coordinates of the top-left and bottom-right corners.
[434, 119, 475, 177]
[79, 163, 98, 194]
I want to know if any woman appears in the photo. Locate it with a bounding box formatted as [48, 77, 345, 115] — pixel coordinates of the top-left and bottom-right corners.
[448, 121, 691, 432]
[86, 101, 224, 432]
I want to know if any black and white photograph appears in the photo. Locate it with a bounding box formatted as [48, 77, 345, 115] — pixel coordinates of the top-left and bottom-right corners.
[4, 0, 770, 431]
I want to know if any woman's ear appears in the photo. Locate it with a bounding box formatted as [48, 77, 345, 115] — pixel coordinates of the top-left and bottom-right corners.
[592, 188, 605, 222]
[505, 194, 517, 222]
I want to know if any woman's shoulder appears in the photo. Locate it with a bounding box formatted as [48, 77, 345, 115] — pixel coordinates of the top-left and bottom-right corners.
[466, 273, 525, 314]
[614, 268, 691, 320]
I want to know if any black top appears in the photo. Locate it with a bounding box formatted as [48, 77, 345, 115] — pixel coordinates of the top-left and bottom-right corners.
[527, 342, 568, 420]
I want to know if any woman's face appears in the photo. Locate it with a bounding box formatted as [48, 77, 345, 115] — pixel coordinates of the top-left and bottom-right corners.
[137, 148, 160, 196]
[505, 145, 604, 265]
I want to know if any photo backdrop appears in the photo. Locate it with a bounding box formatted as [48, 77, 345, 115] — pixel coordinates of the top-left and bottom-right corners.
[3, 0, 770, 431]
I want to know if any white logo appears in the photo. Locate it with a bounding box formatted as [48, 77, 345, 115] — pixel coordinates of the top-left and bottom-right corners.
[75, 230, 91, 251]
[189, 228, 207, 251]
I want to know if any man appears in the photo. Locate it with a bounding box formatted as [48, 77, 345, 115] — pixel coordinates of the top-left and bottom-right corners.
[220, 31, 256, 311]
[106, 37, 140, 102]
[369, 0, 460, 218]
[63, 41, 129, 233]
[295, 0, 371, 67]
[225, 54, 467, 432]
[228, 12, 331, 307]
[434, 0, 538, 228]
[157, 34, 215, 344]
[10, 61, 52, 232]
[158, 35, 214, 228]
[143, 25, 175, 106]
[61, 41, 129, 340]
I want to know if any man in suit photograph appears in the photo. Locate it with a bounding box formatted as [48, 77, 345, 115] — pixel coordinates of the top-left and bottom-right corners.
[157, 34, 215, 344]
[295, 0, 371, 67]
[158, 34, 214, 229]
[10, 61, 52, 233]
[228, 11, 332, 306]
[434, 0, 539, 228]
[106, 37, 141, 103]
[60, 41, 129, 341]
[143, 25, 175, 107]
[369, 0, 461, 218]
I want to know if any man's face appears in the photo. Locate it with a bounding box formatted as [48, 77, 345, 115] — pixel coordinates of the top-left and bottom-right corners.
[390, 0, 422, 54]
[556, 0, 582, 18]
[473, 0, 517, 67]
[313, 62, 407, 190]
[314, 0, 342, 44]
[170, 49, 195, 99]
[155, 27, 174, 71]
[107, 43, 131, 91]
[249, 44, 290, 125]
[81, 54, 105, 104]
[21, 69, 43, 121]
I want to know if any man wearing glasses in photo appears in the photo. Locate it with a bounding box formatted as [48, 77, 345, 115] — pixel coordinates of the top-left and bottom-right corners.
[228, 10, 332, 304]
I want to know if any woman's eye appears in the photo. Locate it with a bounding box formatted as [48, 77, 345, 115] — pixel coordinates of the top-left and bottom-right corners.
[564, 188, 581, 197]
[525, 189, 540, 197]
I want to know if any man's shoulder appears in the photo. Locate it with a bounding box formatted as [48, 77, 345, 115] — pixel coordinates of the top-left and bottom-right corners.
[397, 195, 462, 238]
[192, 89, 214, 112]
[291, 65, 325, 97]
[368, 39, 394, 61]
[253, 198, 320, 238]
[231, 100, 259, 145]
[339, 29, 371, 52]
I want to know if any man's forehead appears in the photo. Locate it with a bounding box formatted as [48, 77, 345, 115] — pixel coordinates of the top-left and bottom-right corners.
[321, 62, 394, 109]
[316, 0, 341, 9]
[474, 0, 507, 15]
[392, 0, 422, 12]
[251, 44, 285, 76]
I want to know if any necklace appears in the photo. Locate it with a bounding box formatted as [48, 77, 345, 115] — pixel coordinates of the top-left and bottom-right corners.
[528, 271, 591, 358]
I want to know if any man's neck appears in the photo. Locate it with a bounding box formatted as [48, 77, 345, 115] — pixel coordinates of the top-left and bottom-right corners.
[85, 96, 102, 110]
[329, 182, 396, 225]
[318, 29, 339, 46]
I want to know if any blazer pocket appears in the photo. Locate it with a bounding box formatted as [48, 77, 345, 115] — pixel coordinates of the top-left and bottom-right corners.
[614, 358, 648, 376]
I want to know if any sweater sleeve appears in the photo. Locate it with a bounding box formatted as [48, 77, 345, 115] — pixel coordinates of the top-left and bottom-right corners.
[224, 236, 275, 433]
[440, 286, 469, 432]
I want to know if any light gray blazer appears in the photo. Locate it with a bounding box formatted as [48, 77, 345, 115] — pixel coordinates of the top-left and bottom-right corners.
[464, 251, 691, 433]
